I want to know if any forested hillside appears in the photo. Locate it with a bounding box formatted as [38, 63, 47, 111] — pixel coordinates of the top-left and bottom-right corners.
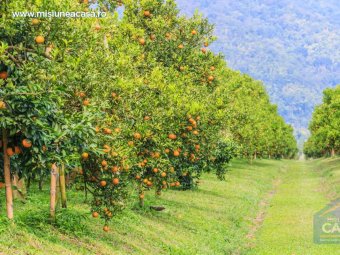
[176, 0, 340, 146]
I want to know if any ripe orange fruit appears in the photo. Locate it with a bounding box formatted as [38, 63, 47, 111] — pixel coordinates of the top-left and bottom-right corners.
[133, 132, 142, 140]
[173, 150, 180, 157]
[35, 35, 45, 44]
[0, 101, 6, 109]
[103, 225, 109, 232]
[208, 75, 214, 81]
[82, 152, 89, 159]
[78, 92, 86, 98]
[92, 212, 99, 218]
[111, 92, 118, 98]
[186, 126, 193, 131]
[139, 38, 146, 45]
[6, 147, 15, 157]
[191, 29, 197, 35]
[201, 48, 207, 54]
[204, 41, 209, 47]
[192, 130, 199, 135]
[103, 145, 111, 153]
[139, 193, 145, 199]
[147, 181, 152, 187]
[162, 181, 167, 185]
[178, 44, 184, 49]
[101, 160, 108, 167]
[150, 34, 156, 41]
[164, 148, 170, 154]
[82, 99, 90, 106]
[175, 181, 180, 187]
[112, 178, 119, 185]
[143, 178, 148, 184]
[143, 10, 151, 17]
[103, 128, 112, 134]
[22, 139, 32, 148]
[128, 141, 134, 147]
[14, 146, 21, 154]
[168, 134, 177, 140]
[0, 71, 8, 80]
[94, 24, 101, 31]
[111, 166, 119, 173]
[144, 115, 151, 121]
[153, 168, 159, 173]
[100, 180, 107, 187]
[165, 32, 171, 39]
[135, 175, 141, 180]
[114, 127, 121, 133]
[32, 18, 40, 25]
[210, 66, 215, 71]
[161, 172, 166, 177]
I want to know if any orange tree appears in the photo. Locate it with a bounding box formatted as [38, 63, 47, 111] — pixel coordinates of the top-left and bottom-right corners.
[117, 0, 231, 193]
[0, 0, 132, 226]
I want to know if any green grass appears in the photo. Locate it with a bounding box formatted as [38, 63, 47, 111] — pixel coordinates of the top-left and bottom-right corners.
[0, 160, 285, 255]
[247, 158, 340, 255]
[0, 158, 338, 254]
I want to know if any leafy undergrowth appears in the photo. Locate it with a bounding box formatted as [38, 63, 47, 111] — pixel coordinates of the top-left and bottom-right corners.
[0, 160, 286, 255]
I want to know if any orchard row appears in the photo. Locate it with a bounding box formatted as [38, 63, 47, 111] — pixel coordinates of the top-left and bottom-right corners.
[0, 0, 297, 230]
[304, 85, 339, 158]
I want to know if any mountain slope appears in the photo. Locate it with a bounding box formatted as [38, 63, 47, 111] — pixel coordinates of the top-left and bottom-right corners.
[176, 0, 340, 146]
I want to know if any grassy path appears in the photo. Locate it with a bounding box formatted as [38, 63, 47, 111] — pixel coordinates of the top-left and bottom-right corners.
[248, 160, 339, 255]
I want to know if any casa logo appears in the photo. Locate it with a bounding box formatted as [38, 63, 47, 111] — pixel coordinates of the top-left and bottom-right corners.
[314, 198, 340, 244]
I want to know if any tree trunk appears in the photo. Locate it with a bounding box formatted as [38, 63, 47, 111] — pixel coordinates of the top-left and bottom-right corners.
[139, 184, 144, 207]
[139, 196, 144, 207]
[50, 164, 58, 221]
[59, 164, 67, 208]
[331, 148, 335, 157]
[13, 175, 27, 201]
[38, 175, 43, 191]
[2, 129, 14, 219]
[26, 176, 31, 190]
[12, 174, 18, 199]
[17, 177, 27, 200]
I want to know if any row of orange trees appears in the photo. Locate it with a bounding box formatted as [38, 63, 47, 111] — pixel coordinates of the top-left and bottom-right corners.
[304, 85, 339, 158]
[0, 0, 297, 230]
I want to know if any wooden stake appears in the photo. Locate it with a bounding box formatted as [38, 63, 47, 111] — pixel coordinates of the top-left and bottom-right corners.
[50, 163, 58, 220]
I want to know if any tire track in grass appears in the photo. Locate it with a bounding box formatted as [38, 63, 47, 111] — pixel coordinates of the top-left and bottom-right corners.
[247, 160, 339, 255]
